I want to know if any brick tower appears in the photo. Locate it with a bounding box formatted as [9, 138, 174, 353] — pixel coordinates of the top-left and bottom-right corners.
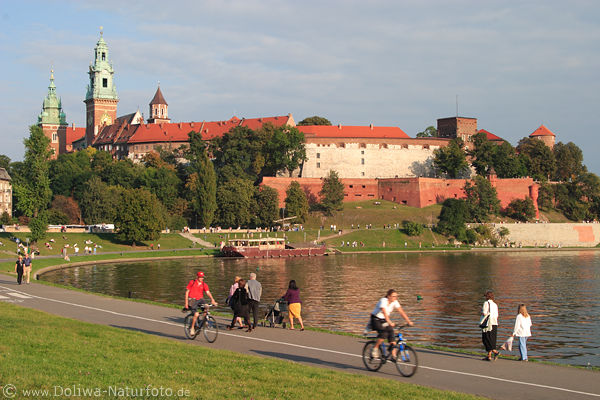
[37, 69, 67, 158]
[84, 28, 119, 147]
[147, 84, 170, 124]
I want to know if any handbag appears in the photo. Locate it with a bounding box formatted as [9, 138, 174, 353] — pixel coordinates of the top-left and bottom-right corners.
[479, 315, 490, 329]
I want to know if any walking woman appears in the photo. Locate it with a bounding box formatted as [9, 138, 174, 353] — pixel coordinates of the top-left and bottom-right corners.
[227, 276, 244, 328]
[227, 279, 252, 332]
[14, 254, 24, 285]
[481, 290, 500, 361]
[513, 304, 532, 361]
[283, 280, 304, 330]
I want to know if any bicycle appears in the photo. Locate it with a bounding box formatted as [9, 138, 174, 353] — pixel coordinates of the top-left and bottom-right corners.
[362, 325, 418, 377]
[183, 304, 219, 343]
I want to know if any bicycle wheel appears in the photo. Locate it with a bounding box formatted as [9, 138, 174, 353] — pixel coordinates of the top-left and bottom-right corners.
[184, 314, 199, 340]
[395, 344, 418, 377]
[362, 341, 385, 372]
[202, 315, 219, 343]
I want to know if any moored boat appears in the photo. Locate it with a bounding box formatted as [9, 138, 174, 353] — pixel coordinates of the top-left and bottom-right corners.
[220, 237, 326, 258]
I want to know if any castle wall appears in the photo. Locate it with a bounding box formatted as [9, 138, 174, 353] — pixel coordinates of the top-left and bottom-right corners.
[496, 223, 600, 247]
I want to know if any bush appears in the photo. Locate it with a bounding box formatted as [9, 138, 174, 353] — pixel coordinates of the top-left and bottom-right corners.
[167, 214, 187, 231]
[464, 228, 478, 244]
[46, 209, 69, 225]
[0, 212, 10, 225]
[504, 198, 536, 222]
[28, 214, 48, 243]
[402, 220, 424, 236]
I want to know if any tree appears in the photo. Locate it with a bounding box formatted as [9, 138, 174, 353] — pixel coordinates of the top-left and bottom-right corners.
[297, 116, 332, 126]
[319, 170, 345, 215]
[28, 213, 48, 243]
[469, 132, 496, 176]
[51, 195, 81, 224]
[284, 181, 309, 223]
[403, 220, 424, 236]
[0, 155, 11, 174]
[433, 138, 469, 178]
[492, 142, 527, 178]
[517, 138, 556, 181]
[49, 151, 93, 198]
[553, 142, 585, 182]
[464, 176, 500, 222]
[260, 124, 307, 177]
[435, 198, 469, 240]
[416, 126, 438, 138]
[210, 126, 262, 183]
[504, 198, 536, 222]
[185, 131, 217, 227]
[254, 186, 279, 227]
[215, 178, 254, 227]
[114, 188, 165, 244]
[13, 126, 52, 218]
[537, 182, 554, 210]
[78, 176, 122, 224]
[138, 165, 181, 211]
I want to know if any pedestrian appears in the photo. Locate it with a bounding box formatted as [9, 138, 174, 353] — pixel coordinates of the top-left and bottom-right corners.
[227, 276, 244, 328]
[15, 254, 24, 285]
[282, 280, 304, 330]
[227, 279, 252, 332]
[481, 290, 500, 361]
[246, 272, 262, 329]
[23, 253, 32, 284]
[512, 304, 532, 361]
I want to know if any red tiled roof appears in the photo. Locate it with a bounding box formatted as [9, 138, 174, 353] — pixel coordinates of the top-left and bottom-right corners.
[297, 125, 409, 139]
[125, 115, 292, 144]
[149, 86, 167, 105]
[478, 129, 503, 142]
[530, 124, 555, 137]
[64, 126, 85, 145]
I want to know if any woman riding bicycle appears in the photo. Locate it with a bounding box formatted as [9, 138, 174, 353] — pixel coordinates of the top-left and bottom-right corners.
[371, 289, 413, 359]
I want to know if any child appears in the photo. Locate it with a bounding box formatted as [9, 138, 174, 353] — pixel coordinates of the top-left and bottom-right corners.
[513, 304, 532, 361]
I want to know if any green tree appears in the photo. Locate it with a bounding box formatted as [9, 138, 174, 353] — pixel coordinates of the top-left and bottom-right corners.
[464, 176, 500, 222]
[185, 131, 217, 227]
[319, 170, 345, 215]
[210, 126, 262, 183]
[102, 159, 141, 188]
[254, 186, 279, 227]
[553, 142, 585, 182]
[435, 198, 469, 239]
[402, 220, 424, 236]
[215, 178, 254, 227]
[0, 155, 11, 174]
[78, 176, 122, 224]
[433, 138, 469, 178]
[284, 181, 309, 223]
[114, 188, 165, 244]
[13, 126, 52, 217]
[537, 182, 554, 210]
[469, 132, 496, 176]
[28, 213, 48, 243]
[416, 126, 438, 138]
[260, 124, 307, 177]
[0, 212, 11, 225]
[49, 151, 93, 198]
[517, 137, 556, 181]
[297, 116, 332, 126]
[51, 195, 81, 224]
[492, 142, 527, 178]
[138, 166, 181, 211]
[504, 198, 536, 222]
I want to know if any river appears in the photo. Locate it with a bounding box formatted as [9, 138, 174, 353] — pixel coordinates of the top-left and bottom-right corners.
[40, 250, 600, 367]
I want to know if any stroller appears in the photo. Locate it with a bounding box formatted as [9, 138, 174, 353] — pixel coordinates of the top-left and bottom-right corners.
[262, 297, 288, 328]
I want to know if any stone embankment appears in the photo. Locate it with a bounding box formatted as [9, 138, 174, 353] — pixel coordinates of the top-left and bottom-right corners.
[495, 222, 600, 247]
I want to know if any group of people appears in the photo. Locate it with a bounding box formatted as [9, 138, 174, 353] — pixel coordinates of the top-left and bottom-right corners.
[480, 290, 533, 362]
[183, 270, 305, 335]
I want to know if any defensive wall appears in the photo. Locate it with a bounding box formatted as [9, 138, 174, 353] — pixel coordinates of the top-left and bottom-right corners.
[495, 223, 600, 247]
[263, 176, 539, 215]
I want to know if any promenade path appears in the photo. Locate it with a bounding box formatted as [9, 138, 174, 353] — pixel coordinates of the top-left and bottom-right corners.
[1, 274, 598, 400]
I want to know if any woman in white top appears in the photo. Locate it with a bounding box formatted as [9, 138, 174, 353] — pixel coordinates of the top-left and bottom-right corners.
[513, 304, 532, 361]
[370, 289, 413, 360]
[481, 290, 500, 361]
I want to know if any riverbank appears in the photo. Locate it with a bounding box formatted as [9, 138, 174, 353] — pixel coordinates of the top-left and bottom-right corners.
[0, 301, 479, 400]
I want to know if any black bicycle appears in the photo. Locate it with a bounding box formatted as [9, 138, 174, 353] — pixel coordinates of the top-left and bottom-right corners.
[362, 325, 418, 377]
[183, 304, 219, 343]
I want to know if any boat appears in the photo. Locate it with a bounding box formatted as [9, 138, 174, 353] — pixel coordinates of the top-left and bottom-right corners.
[220, 237, 326, 258]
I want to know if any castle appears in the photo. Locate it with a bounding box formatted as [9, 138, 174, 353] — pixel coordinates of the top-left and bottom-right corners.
[36, 31, 556, 217]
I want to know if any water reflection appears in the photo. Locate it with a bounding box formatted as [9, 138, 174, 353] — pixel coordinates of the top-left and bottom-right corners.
[41, 251, 600, 367]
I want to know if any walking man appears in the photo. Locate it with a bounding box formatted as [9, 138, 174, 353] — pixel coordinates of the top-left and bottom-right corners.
[23, 254, 32, 284]
[15, 255, 24, 285]
[247, 272, 262, 329]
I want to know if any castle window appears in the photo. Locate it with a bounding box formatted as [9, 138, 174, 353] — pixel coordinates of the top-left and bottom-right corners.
[361, 172, 365, 176]
[349, 185, 354, 188]
[316, 162, 320, 168]
[102, 52, 106, 61]
[361, 158, 365, 165]
[102, 78, 108, 88]
[52, 133, 58, 143]
[360, 143, 366, 148]
[316, 153, 320, 159]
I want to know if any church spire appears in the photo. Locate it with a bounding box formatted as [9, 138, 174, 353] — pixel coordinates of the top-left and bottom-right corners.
[38, 69, 66, 125]
[147, 83, 170, 124]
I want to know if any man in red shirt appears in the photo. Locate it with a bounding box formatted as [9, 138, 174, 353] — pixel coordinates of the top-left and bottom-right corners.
[185, 271, 218, 336]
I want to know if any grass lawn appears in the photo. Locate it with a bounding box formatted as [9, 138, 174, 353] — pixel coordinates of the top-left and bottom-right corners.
[0, 302, 482, 400]
[0, 232, 197, 258]
[323, 228, 454, 251]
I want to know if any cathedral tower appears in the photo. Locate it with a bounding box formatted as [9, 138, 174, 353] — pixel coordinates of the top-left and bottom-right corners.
[147, 84, 170, 124]
[38, 69, 67, 158]
[84, 28, 119, 147]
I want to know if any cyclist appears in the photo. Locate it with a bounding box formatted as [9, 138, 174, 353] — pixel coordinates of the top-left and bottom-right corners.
[184, 271, 218, 336]
[370, 289, 413, 360]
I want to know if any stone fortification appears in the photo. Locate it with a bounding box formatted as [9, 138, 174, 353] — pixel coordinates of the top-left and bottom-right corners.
[496, 223, 600, 247]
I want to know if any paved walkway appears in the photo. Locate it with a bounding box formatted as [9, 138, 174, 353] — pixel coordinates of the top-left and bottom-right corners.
[0, 274, 598, 400]
[178, 231, 215, 248]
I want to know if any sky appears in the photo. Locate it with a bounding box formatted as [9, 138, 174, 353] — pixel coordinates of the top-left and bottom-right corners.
[1, 1, 599, 173]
